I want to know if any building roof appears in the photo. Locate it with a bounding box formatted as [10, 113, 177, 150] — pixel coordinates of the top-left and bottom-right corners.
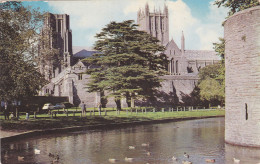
[185, 50, 221, 61]
[72, 46, 100, 59]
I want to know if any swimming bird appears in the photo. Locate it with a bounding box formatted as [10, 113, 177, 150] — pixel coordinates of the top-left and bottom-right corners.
[182, 161, 192, 164]
[128, 146, 135, 149]
[184, 152, 189, 158]
[108, 158, 118, 163]
[34, 148, 40, 154]
[141, 143, 149, 147]
[146, 151, 151, 156]
[49, 153, 55, 158]
[125, 157, 134, 162]
[205, 159, 215, 163]
[18, 156, 24, 161]
[233, 158, 240, 163]
[172, 156, 177, 161]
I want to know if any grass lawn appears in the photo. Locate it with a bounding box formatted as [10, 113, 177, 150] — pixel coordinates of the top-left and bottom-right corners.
[0, 109, 224, 131]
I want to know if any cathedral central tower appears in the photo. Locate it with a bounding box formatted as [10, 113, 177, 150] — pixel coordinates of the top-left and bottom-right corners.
[137, 3, 169, 45]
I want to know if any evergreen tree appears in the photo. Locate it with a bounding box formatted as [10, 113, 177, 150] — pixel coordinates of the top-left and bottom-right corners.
[84, 20, 168, 110]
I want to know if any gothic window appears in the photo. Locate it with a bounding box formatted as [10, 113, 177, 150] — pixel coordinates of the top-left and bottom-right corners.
[161, 18, 164, 30]
[78, 74, 83, 80]
[176, 60, 178, 74]
[58, 19, 62, 33]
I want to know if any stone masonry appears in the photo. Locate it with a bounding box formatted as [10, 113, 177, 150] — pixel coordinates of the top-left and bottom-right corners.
[224, 6, 260, 147]
[40, 4, 221, 107]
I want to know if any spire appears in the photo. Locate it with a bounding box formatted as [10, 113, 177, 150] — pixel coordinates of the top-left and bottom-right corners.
[181, 31, 185, 55]
[145, 2, 149, 15]
[164, 3, 168, 16]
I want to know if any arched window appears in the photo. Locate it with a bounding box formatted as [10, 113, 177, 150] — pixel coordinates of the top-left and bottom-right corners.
[176, 60, 178, 74]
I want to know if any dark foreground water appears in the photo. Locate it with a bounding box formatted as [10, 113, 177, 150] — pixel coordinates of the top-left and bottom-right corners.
[1, 117, 260, 164]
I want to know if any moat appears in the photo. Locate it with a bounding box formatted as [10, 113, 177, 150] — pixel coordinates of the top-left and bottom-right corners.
[1, 117, 260, 164]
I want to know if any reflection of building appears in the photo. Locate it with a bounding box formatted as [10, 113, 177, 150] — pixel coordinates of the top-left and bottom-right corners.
[40, 4, 221, 107]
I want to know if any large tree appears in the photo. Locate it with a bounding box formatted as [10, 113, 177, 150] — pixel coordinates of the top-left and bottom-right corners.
[214, 0, 259, 17]
[0, 2, 49, 103]
[84, 20, 168, 110]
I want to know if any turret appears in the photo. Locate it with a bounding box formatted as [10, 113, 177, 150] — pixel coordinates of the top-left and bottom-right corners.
[164, 4, 168, 16]
[181, 31, 185, 55]
[145, 3, 149, 15]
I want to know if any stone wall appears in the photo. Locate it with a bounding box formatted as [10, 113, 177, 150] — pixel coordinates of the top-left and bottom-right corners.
[224, 6, 260, 147]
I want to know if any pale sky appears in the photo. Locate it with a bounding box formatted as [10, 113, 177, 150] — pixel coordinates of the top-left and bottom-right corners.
[24, 0, 228, 50]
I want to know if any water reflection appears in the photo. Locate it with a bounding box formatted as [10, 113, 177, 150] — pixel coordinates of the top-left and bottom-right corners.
[1, 118, 260, 164]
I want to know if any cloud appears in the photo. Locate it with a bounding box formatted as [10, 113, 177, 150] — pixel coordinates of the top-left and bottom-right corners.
[48, 0, 227, 50]
[195, 1, 228, 50]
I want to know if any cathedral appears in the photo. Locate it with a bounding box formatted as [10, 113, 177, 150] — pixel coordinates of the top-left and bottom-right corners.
[39, 4, 220, 107]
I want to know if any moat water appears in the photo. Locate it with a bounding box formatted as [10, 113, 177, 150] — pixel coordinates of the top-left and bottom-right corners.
[1, 117, 260, 164]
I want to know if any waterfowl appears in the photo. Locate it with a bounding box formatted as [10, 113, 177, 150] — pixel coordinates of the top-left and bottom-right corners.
[55, 155, 60, 161]
[146, 151, 151, 156]
[125, 157, 134, 162]
[141, 143, 149, 147]
[34, 148, 40, 154]
[18, 156, 24, 161]
[184, 152, 189, 158]
[182, 160, 192, 164]
[172, 156, 177, 161]
[233, 158, 240, 163]
[108, 158, 118, 163]
[128, 146, 135, 149]
[49, 153, 55, 158]
[205, 159, 215, 163]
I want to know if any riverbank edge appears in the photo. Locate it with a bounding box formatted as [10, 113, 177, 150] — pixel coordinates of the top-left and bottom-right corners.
[1, 115, 224, 143]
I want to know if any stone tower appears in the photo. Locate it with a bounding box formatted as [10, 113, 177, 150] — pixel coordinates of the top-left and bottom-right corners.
[39, 13, 73, 80]
[137, 3, 169, 45]
[224, 6, 260, 147]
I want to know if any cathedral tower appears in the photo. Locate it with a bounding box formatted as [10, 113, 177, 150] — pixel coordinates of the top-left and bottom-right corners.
[39, 13, 73, 80]
[137, 3, 169, 45]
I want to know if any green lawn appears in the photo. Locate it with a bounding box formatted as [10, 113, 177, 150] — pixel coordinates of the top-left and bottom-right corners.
[0, 109, 225, 130]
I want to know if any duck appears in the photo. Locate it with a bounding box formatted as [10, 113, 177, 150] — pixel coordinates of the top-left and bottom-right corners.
[233, 158, 240, 163]
[125, 157, 134, 162]
[51, 159, 59, 164]
[18, 156, 24, 161]
[128, 146, 135, 149]
[184, 152, 189, 158]
[172, 156, 177, 161]
[205, 159, 215, 163]
[182, 161, 192, 164]
[55, 155, 60, 161]
[141, 143, 149, 147]
[34, 148, 40, 154]
[146, 151, 151, 156]
[49, 153, 55, 158]
[108, 158, 118, 163]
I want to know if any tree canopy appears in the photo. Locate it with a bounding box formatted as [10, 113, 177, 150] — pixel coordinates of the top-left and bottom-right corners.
[214, 0, 259, 17]
[197, 37, 225, 106]
[0, 2, 48, 102]
[84, 20, 168, 109]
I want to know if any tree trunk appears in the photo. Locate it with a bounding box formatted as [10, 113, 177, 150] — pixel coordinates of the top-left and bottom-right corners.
[115, 99, 121, 111]
[131, 96, 135, 108]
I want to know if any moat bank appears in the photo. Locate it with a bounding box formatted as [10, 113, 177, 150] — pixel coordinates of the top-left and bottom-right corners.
[0, 110, 224, 142]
